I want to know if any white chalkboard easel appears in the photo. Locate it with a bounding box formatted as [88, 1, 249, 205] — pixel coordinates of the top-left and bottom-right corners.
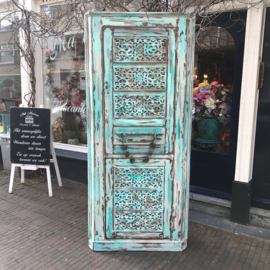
[8, 105, 62, 197]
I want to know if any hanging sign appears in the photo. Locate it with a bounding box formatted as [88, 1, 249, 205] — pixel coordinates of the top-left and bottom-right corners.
[10, 108, 51, 165]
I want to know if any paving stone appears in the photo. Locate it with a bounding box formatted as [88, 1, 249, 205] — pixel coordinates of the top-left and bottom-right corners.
[1, 174, 270, 270]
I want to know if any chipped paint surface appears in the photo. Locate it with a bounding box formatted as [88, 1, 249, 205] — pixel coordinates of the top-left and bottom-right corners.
[85, 12, 195, 251]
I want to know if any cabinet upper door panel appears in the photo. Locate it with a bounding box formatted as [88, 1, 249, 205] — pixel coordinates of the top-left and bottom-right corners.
[104, 28, 176, 155]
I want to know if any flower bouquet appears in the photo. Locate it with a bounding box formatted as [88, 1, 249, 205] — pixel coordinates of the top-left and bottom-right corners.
[193, 81, 232, 125]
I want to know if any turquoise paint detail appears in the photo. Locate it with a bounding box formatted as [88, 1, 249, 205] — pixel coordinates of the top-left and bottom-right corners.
[86, 12, 195, 251]
[197, 119, 222, 140]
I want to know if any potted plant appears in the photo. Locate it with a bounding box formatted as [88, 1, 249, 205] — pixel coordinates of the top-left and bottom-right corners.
[193, 81, 232, 142]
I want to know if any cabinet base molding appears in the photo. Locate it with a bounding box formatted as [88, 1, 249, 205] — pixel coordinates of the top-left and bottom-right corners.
[89, 239, 187, 252]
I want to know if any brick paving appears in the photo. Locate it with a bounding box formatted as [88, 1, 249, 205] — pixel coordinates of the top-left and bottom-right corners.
[1, 173, 270, 270]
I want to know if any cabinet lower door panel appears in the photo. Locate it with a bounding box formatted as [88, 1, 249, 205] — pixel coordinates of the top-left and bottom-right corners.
[105, 159, 173, 239]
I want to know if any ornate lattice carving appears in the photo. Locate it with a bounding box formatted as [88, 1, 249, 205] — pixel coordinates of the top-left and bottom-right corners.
[114, 94, 166, 118]
[114, 38, 167, 62]
[114, 67, 166, 90]
[115, 190, 163, 210]
[114, 211, 163, 231]
[114, 167, 164, 188]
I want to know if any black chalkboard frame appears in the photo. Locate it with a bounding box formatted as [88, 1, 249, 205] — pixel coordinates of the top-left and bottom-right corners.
[10, 107, 51, 165]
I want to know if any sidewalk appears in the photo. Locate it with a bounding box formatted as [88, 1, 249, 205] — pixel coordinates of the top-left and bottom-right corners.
[0, 173, 270, 270]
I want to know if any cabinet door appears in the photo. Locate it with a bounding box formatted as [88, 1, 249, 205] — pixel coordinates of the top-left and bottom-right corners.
[103, 27, 176, 239]
[105, 159, 173, 239]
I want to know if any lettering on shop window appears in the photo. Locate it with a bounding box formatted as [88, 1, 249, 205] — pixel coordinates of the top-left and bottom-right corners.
[49, 36, 76, 61]
[52, 102, 87, 127]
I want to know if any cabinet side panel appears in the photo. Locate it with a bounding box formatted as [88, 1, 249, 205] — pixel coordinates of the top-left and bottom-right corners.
[172, 17, 188, 241]
[85, 14, 94, 242]
[92, 16, 105, 241]
[183, 16, 195, 240]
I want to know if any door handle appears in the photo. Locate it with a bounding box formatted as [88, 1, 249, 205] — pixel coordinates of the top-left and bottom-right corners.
[120, 131, 157, 163]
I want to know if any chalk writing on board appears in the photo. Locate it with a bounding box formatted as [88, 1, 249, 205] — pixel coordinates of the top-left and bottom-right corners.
[10, 108, 51, 165]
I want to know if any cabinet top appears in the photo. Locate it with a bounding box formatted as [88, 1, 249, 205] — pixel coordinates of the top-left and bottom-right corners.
[85, 11, 194, 18]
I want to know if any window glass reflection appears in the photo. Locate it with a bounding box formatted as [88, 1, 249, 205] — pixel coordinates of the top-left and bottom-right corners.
[192, 26, 235, 154]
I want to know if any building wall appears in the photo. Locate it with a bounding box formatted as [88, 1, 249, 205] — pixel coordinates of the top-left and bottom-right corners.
[3, 0, 269, 223]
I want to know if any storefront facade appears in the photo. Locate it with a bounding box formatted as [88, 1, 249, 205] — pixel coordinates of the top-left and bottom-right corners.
[2, 0, 270, 224]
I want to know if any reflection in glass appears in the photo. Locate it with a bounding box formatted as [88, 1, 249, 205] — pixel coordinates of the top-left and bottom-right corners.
[192, 26, 235, 154]
[43, 35, 87, 146]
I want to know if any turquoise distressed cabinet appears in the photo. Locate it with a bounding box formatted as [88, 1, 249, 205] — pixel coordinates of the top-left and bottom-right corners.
[85, 12, 195, 251]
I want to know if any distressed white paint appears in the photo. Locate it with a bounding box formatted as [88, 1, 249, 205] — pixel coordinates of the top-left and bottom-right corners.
[234, 1, 266, 183]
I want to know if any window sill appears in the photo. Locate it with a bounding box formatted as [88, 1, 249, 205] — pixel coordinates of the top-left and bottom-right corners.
[0, 62, 15, 65]
[53, 142, 87, 153]
[55, 148, 87, 161]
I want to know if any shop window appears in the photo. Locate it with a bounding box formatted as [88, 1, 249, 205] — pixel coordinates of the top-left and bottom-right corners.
[0, 12, 22, 134]
[0, 44, 18, 64]
[43, 35, 87, 147]
[192, 26, 235, 154]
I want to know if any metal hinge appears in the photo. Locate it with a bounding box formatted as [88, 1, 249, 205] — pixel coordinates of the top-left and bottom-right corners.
[258, 62, 265, 89]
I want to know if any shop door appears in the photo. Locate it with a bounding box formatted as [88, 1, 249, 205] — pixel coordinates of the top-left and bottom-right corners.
[190, 12, 246, 199]
[103, 28, 175, 239]
[253, 8, 270, 209]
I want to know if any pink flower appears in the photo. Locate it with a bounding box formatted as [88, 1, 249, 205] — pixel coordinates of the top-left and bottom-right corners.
[221, 96, 226, 102]
[45, 50, 50, 57]
[212, 88, 217, 94]
[205, 95, 210, 99]
[211, 81, 218, 86]
[211, 93, 216, 98]
[72, 99, 81, 107]
[197, 92, 206, 99]
[201, 100, 205, 105]
[221, 90, 226, 95]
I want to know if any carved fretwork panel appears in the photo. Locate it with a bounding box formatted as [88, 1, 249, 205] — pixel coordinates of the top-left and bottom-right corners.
[114, 38, 167, 62]
[113, 166, 164, 233]
[114, 211, 163, 231]
[114, 93, 166, 118]
[114, 167, 164, 188]
[115, 190, 163, 210]
[114, 67, 166, 91]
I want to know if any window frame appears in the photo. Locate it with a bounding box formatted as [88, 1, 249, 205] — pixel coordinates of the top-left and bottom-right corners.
[0, 43, 17, 65]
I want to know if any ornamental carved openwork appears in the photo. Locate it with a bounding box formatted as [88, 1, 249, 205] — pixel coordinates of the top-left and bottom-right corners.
[114, 211, 163, 231]
[114, 67, 166, 90]
[114, 38, 167, 62]
[114, 167, 164, 232]
[115, 190, 163, 210]
[114, 94, 166, 118]
[114, 167, 164, 188]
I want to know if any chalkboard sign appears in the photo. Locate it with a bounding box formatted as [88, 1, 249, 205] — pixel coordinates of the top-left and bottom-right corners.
[10, 108, 51, 165]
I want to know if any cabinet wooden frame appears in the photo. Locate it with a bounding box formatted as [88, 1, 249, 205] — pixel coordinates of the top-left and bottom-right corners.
[85, 12, 195, 251]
